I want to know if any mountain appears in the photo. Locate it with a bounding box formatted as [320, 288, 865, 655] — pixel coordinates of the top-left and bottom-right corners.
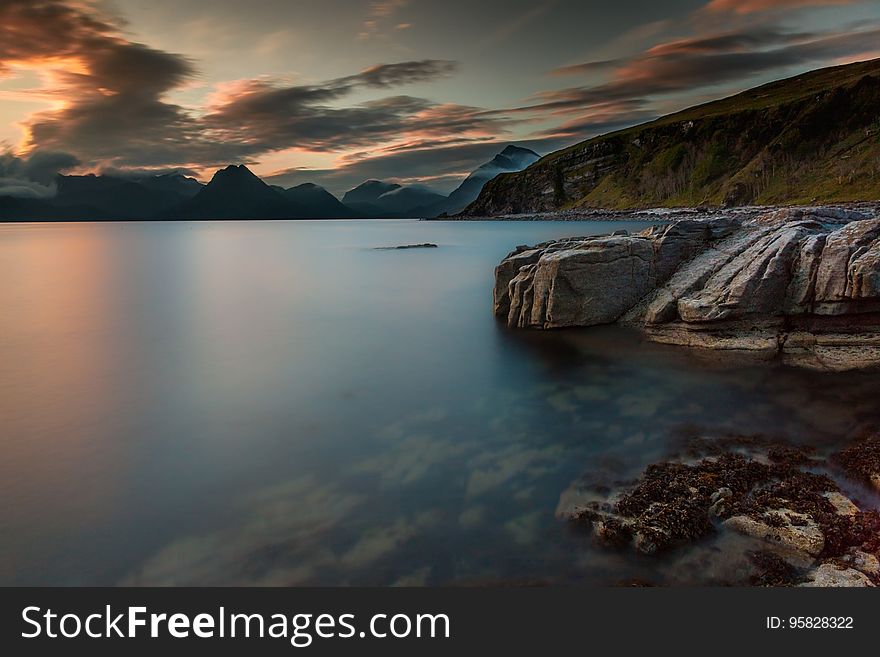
[277, 183, 357, 218]
[466, 58, 880, 215]
[341, 180, 445, 217]
[371, 185, 446, 215]
[135, 173, 203, 200]
[428, 145, 539, 216]
[0, 165, 359, 221]
[176, 165, 294, 220]
[342, 180, 401, 205]
[0, 195, 101, 221]
[341, 180, 402, 216]
[52, 174, 194, 219]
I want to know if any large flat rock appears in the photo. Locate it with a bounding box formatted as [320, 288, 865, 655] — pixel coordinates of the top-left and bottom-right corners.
[494, 207, 880, 370]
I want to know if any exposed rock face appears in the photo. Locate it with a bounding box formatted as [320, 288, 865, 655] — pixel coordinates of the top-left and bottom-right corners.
[494, 207, 880, 370]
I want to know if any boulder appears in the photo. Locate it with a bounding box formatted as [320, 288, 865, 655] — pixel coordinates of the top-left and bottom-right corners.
[723, 511, 824, 557]
[799, 563, 875, 588]
[494, 207, 880, 370]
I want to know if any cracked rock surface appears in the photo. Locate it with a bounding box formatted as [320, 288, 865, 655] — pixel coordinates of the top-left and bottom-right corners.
[494, 207, 880, 370]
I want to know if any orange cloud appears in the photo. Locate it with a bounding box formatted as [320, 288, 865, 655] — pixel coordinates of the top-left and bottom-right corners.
[705, 0, 857, 14]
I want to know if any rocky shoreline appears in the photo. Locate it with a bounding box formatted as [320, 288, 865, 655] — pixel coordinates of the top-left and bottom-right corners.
[446, 202, 880, 222]
[557, 436, 880, 587]
[493, 205, 880, 371]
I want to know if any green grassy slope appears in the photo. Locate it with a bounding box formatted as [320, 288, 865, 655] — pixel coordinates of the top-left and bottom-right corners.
[465, 59, 880, 214]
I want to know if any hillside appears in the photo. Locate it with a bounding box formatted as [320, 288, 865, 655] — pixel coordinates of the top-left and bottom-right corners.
[465, 59, 880, 215]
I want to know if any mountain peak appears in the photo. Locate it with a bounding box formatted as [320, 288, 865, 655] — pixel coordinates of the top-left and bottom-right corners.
[500, 145, 538, 157]
[211, 164, 259, 182]
[342, 179, 403, 206]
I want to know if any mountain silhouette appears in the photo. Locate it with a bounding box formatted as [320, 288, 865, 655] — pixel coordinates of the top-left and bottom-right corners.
[176, 165, 294, 220]
[53, 174, 199, 219]
[341, 180, 446, 217]
[277, 183, 358, 218]
[341, 180, 403, 216]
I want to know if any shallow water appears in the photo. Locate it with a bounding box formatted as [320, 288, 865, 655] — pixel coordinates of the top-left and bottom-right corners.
[1, 219, 879, 586]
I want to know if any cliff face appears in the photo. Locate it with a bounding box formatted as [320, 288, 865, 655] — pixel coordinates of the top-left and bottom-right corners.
[467, 59, 880, 216]
[493, 207, 880, 371]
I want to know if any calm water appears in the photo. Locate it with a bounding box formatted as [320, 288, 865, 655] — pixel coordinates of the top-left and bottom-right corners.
[2, 219, 880, 586]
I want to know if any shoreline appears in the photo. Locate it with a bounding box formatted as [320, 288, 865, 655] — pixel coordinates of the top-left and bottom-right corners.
[442, 201, 880, 222]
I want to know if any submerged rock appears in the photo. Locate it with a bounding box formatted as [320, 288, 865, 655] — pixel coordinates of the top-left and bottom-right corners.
[832, 436, 880, 492]
[375, 243, 439, 250]
[560, 437, 880, 587]
[494, 207, 880, 370]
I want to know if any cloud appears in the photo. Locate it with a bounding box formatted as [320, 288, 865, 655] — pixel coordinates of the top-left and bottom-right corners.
[345, 60, 458, 87]
[529, 23, 880, 117]
[0, 1, 481, 175]
[0, 0, 205, 169]
[264, 137, 559, 194]
[704, 0, 859, 15]
[0, 149, 79, 197]
[203, 90, 501, 156]
[478, 0, 559, 50]
[359, 0, 410, 40]
[3, 0, 878, 192]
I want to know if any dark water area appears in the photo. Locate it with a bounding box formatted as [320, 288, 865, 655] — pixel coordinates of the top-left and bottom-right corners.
[2, 219, 879, 586]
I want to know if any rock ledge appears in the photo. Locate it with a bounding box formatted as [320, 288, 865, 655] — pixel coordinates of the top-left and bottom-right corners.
[494, 207, 880, 370]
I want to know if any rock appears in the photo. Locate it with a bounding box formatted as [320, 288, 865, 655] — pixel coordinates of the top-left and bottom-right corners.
[823, 491, 860, 517]
[494, 208, 880, 370]
[748, 550, 806, 587]
[798, 563, 875, 587]
[832, 437, 880, 492]
[723, 511, 824, 557]
[839, 548, 880, 576]
[563, 437, 880, 585]
[375, 243, 438, 250]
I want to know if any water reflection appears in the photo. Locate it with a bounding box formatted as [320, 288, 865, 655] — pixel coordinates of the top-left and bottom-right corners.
[1, 220, 879, 586]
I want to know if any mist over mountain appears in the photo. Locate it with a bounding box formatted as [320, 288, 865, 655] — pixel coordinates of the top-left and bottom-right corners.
[429, 145, 539, 216]
[370, 185, 447, 216]
[336, 145, 539, 218]
[0, 141, 546, 221]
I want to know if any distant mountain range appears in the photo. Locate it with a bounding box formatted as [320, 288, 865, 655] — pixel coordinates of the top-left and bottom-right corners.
[466, 58, 880, 215]
[0, 144, 539, 221]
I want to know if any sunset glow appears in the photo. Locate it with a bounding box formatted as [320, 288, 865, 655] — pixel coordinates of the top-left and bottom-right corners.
[2, 0, 880, 194]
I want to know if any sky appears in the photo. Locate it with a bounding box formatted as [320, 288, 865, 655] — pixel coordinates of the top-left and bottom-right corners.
[1, 0, 880, 196]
